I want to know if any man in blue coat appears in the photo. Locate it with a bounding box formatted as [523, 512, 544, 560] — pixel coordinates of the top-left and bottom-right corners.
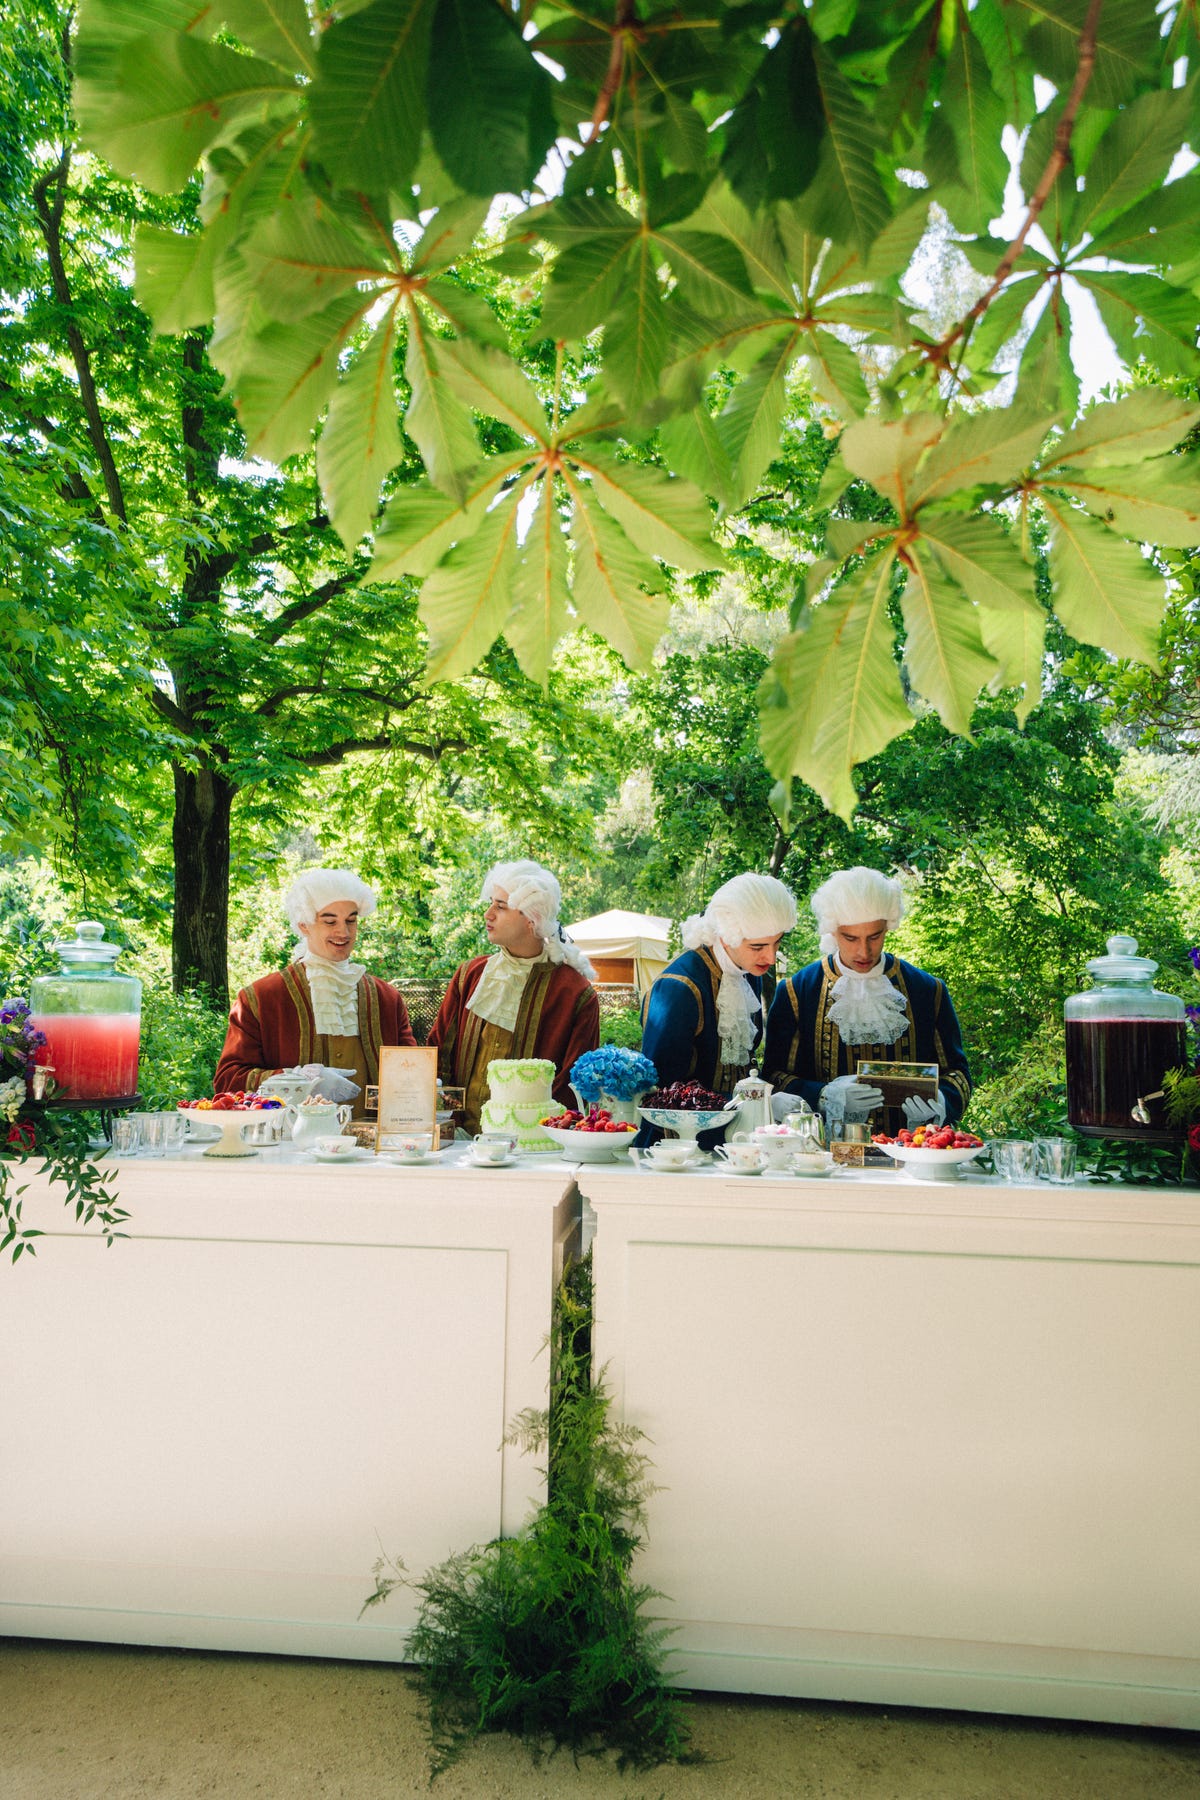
[637, 872, 797, 1146]
[764, 866, 971, 1133]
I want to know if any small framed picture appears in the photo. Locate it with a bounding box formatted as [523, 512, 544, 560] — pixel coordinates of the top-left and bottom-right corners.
[375, 1046, 438, 1153]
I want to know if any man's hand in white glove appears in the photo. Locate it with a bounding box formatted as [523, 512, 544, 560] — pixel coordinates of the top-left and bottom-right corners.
[820, 1074, 885, 1119]
[771, 1092, 808, 1124]
[297, 1063, 361, 1103]
[902, 1091, 946, 1127]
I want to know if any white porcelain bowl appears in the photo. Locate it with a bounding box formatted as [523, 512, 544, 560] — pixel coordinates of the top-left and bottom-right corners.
[878, 1143, 984, 1180]
[637, 1105, 740, 1141]
[541, 1124, 637, 1163]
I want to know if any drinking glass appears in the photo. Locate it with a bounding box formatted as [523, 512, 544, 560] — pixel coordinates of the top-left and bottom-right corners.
[161, 1113, 187, 1156]
[111, 1116, 140, 1156]
[1002, 1139, 1037, 1183]
[1035, 1137, 1077, 1184]
[136, 1112, 170, 1158]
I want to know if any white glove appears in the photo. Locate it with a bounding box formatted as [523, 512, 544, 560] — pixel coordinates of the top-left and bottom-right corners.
[771, 1093, 808, 1124]
[820, 1074, 885, 1120]
[903, 1091, 946, 1127]
[297, 1063, 361, 1103]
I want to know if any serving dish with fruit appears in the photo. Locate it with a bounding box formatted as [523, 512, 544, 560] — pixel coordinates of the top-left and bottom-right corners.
[178, 1093, 287, 1150]
[871, 1124, 985, 1178]
[637, 1081, 741, 1141]
[540, 1105, 638, 1162]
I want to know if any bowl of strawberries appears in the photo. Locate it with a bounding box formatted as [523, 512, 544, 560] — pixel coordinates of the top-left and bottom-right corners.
[872, 1124, 985, 1179]
[540, 1106, 638, 1163]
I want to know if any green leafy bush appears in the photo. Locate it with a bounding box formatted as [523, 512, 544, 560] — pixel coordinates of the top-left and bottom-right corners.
[366, 1254, 696, 1776]
[135, 981, 229, 1106]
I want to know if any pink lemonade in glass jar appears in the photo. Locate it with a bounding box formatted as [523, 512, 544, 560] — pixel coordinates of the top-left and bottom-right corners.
[28, 922, 142, 1104]
[28, 1011, 140, 1101]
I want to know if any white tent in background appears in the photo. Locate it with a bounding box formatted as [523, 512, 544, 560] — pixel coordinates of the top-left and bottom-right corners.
[567, 909, 672, 993]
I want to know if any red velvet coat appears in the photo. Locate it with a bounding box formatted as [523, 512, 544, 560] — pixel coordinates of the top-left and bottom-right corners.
[428, 955, 600, 1109]
[214, 963, 416, 1094]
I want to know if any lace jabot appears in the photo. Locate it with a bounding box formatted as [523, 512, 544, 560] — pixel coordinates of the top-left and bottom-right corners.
[467, 946, 549, 1034]
[301, 950, 364, 1037]
[826, 954, 909, 1047]
[712, 940, 761, 1068]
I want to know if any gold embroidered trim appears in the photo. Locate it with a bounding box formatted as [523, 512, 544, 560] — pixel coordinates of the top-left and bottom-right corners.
[282, 964, 314, 1066]
[359, 976, 382, 1082]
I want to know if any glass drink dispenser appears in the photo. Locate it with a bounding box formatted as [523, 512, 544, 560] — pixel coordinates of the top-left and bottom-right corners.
[29, 922, 142, 1103]
[1065, 934, 1186, 1142]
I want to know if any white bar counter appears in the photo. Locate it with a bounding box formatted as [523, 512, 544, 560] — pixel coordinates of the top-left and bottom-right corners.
[581, 1159, 1200, 1729]
[0, 1145, 580, 1660]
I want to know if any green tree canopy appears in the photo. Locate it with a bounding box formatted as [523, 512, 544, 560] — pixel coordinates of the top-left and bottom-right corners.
[72, 0, 1200, 817]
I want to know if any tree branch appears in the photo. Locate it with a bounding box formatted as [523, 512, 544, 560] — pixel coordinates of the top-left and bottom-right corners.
[0, 386, 100, 511]
[302, 734, 470, 769]
[205, 512, 332, 587]
[148, 684, 198, 738]
[929, 0, 1102, 372]
[586, 0, 638, 143]
[32, 149, 128, 522]
[255, 681, 421, 718]
[261, 569, 359, 642]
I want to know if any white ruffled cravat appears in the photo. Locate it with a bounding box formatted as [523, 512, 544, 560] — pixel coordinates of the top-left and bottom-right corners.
[713, 940, 761, 1067]
[827, 954, 909, 1046]
[301, 949, 365, 1036]
[467, 945, 549, 1033]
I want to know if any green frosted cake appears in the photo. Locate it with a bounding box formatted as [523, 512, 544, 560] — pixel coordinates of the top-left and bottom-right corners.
[480, 1058, 556, 1152]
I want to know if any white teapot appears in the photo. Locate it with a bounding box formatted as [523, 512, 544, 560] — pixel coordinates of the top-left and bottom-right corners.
[289, 1099, 353, 1151]
[260, 1070, 320, 1108]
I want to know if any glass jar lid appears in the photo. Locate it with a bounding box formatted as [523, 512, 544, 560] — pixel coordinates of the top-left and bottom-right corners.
[53, 921, 124, 972]
[1085, 934, 1159, 984]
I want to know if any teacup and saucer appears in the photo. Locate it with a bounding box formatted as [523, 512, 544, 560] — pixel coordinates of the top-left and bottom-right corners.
[643, 1140, 701, 1172]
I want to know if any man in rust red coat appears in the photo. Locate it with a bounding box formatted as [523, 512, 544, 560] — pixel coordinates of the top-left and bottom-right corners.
[215, 868, 415, 1115]
[429, 860, 600, 1134]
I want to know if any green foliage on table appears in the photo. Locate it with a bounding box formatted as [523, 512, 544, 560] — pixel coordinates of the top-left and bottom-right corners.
[364, 1253, 696, 1775]
[69, 0, 1200, 823]
[0, 1104, 129, 1264]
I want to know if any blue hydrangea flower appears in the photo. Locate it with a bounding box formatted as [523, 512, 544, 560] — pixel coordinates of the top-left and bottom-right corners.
[569, 1047, 659, 1103]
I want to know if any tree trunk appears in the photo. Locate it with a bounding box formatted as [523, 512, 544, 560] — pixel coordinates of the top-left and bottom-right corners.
[172, 763, 236, 1003]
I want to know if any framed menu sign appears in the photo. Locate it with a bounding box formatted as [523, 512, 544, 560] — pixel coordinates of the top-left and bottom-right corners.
[375, 1046, 438, 1151]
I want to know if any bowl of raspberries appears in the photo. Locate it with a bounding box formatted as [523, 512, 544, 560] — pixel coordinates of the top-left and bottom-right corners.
[540, 1105, 638, 1162]
[638, 1082, 740, 1141]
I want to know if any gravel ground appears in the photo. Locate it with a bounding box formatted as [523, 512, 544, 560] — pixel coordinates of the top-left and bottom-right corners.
[4, 1641, 1200, 1800]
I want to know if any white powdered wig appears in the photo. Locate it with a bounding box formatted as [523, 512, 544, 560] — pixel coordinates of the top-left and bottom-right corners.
[810, 866, 903, 955]
[680, 872, 798, 952]
[285, 867, 377, 949]
[481, 860, 595, 978]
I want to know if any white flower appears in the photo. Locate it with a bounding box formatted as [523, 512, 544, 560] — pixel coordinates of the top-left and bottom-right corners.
[0, 1076, 26, 1124]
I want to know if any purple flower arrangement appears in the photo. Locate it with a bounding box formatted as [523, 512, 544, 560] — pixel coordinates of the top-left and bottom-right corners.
[0, 997, 47, 1077]
[569, 1047, 659, 1104]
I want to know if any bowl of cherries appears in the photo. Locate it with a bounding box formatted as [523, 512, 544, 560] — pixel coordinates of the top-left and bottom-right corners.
[540, 1106, 638, 1162]
[637, 1082, 741, 1141]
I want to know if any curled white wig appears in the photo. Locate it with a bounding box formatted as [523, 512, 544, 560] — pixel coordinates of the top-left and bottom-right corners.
[810, 866, 903, 954]
[481, 860, 594, 977]
[285, 867, 378, 942]
[681, 872, 797, 951]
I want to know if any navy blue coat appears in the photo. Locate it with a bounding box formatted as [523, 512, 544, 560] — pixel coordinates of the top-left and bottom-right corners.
[763, 954, 972, 1126]
[636, 946, 763, 1147]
